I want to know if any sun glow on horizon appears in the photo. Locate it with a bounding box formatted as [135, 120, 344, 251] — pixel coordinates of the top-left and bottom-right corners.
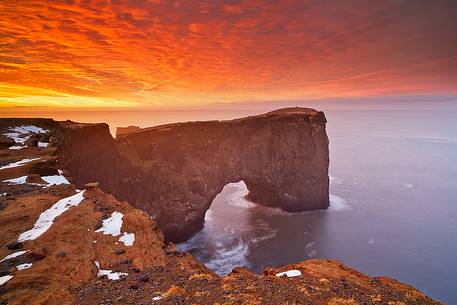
[0, 0, 456, 109]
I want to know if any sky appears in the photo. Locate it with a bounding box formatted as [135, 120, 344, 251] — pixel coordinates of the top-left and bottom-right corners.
[1, 0, 456, 109]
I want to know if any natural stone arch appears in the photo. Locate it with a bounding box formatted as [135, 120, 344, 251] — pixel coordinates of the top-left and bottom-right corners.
[59, 108, 329, 242]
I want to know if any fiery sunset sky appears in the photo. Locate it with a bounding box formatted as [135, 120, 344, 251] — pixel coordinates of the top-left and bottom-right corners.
[1, 0, 456, 109]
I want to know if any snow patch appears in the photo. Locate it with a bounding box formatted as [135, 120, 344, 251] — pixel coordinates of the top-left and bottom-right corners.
[0, 251, 28, 262]
[3, 125, 48, 149]
[3, 176, 28, 185]
[17, 191, 86, 242]
[276, 269, 302, 277]
[9, 145, 26, 150]
[152, 296, 162, 301]
[0, 275, 13, 286]
[37, 142, 49, 148]
[12, 126, 47, 134]
[16, 263, 32, 271]
[41, 174, 70, 186]
[0, 158, 41, 171]
[5, 132, 29, 145]
[119, 232, 135, 247]
[95, 211, 136, 246]
[3, 173, 69, 187]
[95, 211, 123, 236]
[95, 261, 127, 281]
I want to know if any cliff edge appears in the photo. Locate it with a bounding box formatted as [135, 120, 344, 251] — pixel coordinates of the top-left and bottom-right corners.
[58, 108, 329, 242]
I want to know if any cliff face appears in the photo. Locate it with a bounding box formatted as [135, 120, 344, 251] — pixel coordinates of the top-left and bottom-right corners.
[116, 125, 140, 137]
[57, 108, 329, 242]
[57, 122, 126, 194]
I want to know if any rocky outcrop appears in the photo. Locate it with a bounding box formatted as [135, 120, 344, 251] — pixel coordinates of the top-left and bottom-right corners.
[57, 108, 329, 242]
[116, 125, 140, 137]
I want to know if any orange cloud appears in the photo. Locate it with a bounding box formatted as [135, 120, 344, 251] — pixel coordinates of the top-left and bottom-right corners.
[0, 0, 456, 108]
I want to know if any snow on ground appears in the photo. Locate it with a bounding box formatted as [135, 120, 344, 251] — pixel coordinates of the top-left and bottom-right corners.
[95, 261, 127, 280]
[95, 211, 135, 246]
[0, 193, 6, 196]
[0, 275, 13, 286]
[0, 251, 28, 262]
[275, 269, 302, 277]
[3, 125, 48, 149]
[37, 142, 49, 148]
[3, 176, 28, 185]
[12, 126, 47, 134]
[96, 211, 123, 236]
[152, 296, 162, 301]
[17, 191, 86, 242]
[4, 132, 29, 146]
[0, 158, 41, 171]
[3, 173, 69, 187]
[8, 146, 26, 150]
[16, 263, 32, 271]
[41, 174, 70, 185]
[119, 232, 135, 246]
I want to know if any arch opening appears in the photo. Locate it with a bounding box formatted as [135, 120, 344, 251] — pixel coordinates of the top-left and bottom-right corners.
[177, 180, 270, 275]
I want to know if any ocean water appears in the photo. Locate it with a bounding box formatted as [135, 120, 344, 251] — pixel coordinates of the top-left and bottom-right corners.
[178, 109, 457, 304]
[2, 107, 456, 303]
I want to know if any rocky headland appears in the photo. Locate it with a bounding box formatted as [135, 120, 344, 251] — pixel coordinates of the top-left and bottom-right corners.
[57, 108, 329, 242]
[0, 111, 442, 304]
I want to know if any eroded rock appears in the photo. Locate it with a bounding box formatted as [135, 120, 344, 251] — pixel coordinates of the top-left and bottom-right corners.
[58, 108, 329, 242]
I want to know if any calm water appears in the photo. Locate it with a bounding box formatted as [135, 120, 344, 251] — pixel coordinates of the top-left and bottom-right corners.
[2, 108, 456, 303]
[178, 109, 457, 304]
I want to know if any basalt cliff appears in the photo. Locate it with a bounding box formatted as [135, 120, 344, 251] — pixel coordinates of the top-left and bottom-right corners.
[57, 108, 329, 242]
[0, 113, 442, 305]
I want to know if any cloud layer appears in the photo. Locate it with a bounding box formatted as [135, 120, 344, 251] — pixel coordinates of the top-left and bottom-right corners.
[1, 0, 456, 107]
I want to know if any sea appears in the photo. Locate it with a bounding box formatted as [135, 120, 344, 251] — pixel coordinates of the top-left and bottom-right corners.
[2, 106, 456, 303]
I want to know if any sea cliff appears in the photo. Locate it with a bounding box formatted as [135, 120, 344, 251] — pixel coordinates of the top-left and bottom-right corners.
[0, 114, 442, 304]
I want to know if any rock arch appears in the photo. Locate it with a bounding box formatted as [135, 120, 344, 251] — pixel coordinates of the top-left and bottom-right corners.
[58, 108, 329, 242]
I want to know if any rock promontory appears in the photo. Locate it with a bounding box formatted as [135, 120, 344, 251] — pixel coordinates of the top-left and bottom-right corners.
[57, 108, 330, 242]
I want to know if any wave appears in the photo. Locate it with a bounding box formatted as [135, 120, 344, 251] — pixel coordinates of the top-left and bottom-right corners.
[375, 134, 457, 145]
[329, 175, 343, 185]
[203, 237, 250, 275]
[225, 180, 350, 215]
[178, 180, 349, 275]
[224, 181, 257, 209]
[328, 194, 351, 212]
